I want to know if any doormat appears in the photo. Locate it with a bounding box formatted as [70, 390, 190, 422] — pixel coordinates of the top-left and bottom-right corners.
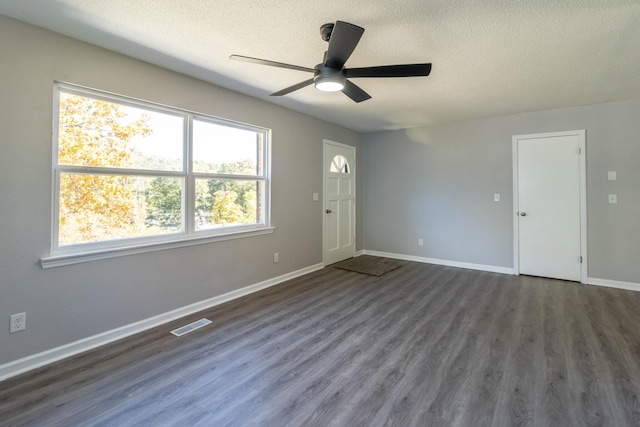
[331, 255, 402, 276]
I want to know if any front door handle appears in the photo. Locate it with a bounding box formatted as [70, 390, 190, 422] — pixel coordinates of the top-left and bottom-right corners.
[326, 209, 332, 214]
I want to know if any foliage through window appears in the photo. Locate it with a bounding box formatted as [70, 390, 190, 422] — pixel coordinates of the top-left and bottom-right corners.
[54, 83, 270, 252]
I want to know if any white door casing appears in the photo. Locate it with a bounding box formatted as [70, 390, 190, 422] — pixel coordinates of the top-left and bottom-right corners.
[323, 140, 356, 265]
[512, 130, 587, 283]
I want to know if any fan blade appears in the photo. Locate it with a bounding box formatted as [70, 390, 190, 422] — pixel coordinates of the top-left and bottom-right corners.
[342, 80, 371, 103]
[270, 78, 315, 96]
[230, 55, 315, 73]
[325, 21, 364, 70]
[345, 63, 432, 78]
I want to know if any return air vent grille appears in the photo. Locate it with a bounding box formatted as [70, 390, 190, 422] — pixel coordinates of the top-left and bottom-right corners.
[170, 318, 212, 337]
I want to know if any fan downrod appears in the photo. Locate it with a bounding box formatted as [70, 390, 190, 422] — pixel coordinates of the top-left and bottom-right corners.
[320, 23, 334, 42]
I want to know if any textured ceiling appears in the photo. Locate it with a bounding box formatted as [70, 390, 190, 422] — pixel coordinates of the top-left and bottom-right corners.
[1, 0, 639, 132]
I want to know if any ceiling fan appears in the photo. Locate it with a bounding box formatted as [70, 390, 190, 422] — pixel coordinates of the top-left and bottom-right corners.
[230, 21, 432, 103]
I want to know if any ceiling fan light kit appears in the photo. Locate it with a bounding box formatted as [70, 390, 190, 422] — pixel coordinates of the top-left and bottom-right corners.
[314, 68, 345, 92]
[230, 20, 432, 102]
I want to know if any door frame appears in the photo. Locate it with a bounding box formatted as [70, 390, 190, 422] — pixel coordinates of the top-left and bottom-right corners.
[512, 130, 587, 283]
[323, 139, 356, 266]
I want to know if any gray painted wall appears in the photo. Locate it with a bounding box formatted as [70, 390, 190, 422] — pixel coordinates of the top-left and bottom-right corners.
[363, 100, 640, 284]
[0, 16, 362, 365]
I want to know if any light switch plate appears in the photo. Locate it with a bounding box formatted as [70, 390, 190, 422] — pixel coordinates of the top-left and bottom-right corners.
[494, 193, 500, 202]
[608, 171, 617, 181]
[312, 193, 319, 201]
[608, 194, 617, 204]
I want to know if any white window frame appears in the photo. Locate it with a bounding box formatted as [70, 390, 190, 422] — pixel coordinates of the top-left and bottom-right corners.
[42, 82, 272, 269]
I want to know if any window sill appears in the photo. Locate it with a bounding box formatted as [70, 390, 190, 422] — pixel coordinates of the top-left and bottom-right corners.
[40, 227, 276, 269]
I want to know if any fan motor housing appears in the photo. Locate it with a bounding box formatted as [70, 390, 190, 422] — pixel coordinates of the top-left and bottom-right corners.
[314, 65, 343, 76]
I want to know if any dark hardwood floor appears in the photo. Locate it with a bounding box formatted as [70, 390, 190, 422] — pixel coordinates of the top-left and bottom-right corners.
[2, 259, 640, 426]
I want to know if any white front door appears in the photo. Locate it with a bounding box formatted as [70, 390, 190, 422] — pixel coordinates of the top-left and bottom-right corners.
[513, 130, 586, 282]
[323, 140, 356, 265]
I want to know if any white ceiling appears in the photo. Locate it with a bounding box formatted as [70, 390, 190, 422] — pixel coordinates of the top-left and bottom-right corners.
[1, 0, 639, 132]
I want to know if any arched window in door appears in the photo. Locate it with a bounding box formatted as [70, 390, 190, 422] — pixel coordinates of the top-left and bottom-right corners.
[330, 155, 350, 174]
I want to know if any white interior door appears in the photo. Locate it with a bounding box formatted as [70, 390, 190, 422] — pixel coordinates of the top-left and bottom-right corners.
[324, 140, 355, 265]
[513, 131, 586, 282]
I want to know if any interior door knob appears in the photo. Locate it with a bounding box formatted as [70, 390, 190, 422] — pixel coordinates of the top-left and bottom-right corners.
[326, 209, 332, 214]
[520, 212, 527, 216]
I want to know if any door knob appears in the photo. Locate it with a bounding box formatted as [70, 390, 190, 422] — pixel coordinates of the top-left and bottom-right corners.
[326, 209, 332, 214]
[520, 212, 527, 216]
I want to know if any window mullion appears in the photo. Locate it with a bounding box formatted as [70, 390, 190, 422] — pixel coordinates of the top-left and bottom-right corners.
[193, 173, 263, 181]
[56, 165, 185, 178]
[185, 114, 194, 235]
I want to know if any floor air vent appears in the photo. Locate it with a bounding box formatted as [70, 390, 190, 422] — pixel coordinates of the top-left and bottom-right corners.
[170, 318, 212, 337]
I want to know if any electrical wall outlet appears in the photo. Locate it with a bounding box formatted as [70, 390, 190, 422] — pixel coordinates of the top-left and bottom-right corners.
[10, 312, 26, 333]
[273, 252, 279, 263]
[418, 238, 424, 247]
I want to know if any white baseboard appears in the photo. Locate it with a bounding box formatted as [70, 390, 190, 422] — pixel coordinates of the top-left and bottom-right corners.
[587, 277, 640, 292]
[0, 263, 324, 382]
[362, 250, 514, 275]
[364, 250, 640, 292]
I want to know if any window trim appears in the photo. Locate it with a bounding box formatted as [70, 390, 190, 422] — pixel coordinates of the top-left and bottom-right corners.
[45, 82, 272, 267]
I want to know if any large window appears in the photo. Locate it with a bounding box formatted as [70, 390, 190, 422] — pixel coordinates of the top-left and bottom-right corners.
[50, 83, 270, 260]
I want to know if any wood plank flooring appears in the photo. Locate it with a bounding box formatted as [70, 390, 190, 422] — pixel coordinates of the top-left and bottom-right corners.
[2, 259, 640, 426]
